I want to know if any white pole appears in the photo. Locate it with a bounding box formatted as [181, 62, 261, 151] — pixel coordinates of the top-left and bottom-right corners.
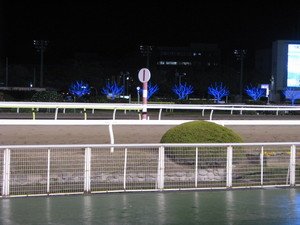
[2, 148, 10, 196]
[55, 107, 58, 120]
[84, 147, 91, 193]
[156, 146, 165, 190]
[195, 147, 198, 188]
[47, 148, 51, 193]
[109, 123, 115, 153]
[123, 148, 128, 190]
[226, 146, 233, 188]
[290, 145, 296, 186]
[260, 146, 264, 186]
[142, 82, 148, 120]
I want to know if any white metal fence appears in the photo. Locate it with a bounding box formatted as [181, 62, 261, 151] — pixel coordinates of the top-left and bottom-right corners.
[1, 143, 300, 197]
[2, 101, 300, 120]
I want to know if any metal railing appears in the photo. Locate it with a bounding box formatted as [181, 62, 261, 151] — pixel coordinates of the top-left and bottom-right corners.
[1, 101, 300, 120]
[1, 142, 300, 197]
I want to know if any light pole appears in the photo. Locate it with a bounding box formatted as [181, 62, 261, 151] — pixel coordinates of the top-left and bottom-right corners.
[120, 72, 129, 96]
[140, 45, 153, 68]
[175, 72, 187, 85]
[234, 49, 247, 101]
[33, 40, 48, 88]
[136, 86, 140, 104]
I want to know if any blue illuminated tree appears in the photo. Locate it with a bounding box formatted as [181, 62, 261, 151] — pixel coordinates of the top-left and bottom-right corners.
[69, 80, 91, 97]
[138, 82, 159, 99]
[101, 81, 124, 99]
[282, 87, 300, 105]
[207, 82, 229, 103]
[172, 82, 194, 99]
[244, 84, 265, 101]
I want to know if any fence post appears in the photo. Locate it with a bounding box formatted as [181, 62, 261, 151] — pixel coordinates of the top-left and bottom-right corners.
[123, 148, 128, 190]
[108, 123, 115, 153]
[54, 107, 58, 120]
[156, 146, 165, 190]
[195, 147, 198, 188]
[226, 146, 233, 188]
[290, 145, 296, 186]
[209, 110, 214, 120]
[84, 147, 91, 193]
[260, 146, 264, 186]
[2, 148, 10, 196]
[47, 149, 51, 193]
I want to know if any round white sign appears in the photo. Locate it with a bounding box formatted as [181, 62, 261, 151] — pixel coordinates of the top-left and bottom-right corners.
[138, 68, 151, 83]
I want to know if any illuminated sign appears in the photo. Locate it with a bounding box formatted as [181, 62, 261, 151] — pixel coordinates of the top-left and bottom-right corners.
[287, 44, 300, 87]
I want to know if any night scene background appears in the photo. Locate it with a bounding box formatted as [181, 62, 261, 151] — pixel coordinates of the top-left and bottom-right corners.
[1, 1, 300, 101]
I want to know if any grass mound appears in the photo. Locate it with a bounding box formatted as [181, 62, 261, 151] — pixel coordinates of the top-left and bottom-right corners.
[160, 120, 244, 166]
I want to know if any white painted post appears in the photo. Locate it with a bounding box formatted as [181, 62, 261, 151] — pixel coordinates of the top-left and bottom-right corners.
[260, 146, 264, 186]
[32, 108, 36, 120]
[2, 148, 10, 196]
[47, 149, 51, 193]
[158, 108, 162, 120]
[55, 107, 58, 120]
[84, 147, 91, 193]
[108, 123, 115, 153]
[209, 110, 214, 120]
[113, 108, 117, 120]
[84, 108, 87, 120]
[142, 82, 148, 120]
[195, 147, 198, 188]
[123, 148, 128, 190]
[290, 145, 296, 186]
[226, 146, 233, 188]
[156, 146, 165, 190]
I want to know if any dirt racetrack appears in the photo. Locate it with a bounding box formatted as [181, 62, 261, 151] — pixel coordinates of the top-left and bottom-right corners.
[1, 124, 300, 145]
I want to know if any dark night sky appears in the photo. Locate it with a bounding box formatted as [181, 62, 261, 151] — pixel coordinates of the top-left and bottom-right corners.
[3, 1, 300, 62]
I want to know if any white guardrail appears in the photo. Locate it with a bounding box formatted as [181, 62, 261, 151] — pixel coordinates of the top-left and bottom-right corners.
[1, 101, 300, 120]
[1, 142, 300, 197]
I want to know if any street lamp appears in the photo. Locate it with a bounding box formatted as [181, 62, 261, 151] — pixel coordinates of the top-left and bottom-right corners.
[120, 72, 129, 96]
[140, 45, 153, 68]
[234, 49, 247, 101]
[175, 72, 187, 85]
[33, 40, 49, 88]
[136, 86, 140, 104]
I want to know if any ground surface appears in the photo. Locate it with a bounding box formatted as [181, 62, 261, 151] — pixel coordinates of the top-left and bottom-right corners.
[1, 111, 300, 145]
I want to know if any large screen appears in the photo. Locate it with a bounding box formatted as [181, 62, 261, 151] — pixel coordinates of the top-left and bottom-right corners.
[287, 44, 300, 87]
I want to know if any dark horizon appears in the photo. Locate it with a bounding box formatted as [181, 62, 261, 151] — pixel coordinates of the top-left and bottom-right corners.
[3, 1, 300, 63]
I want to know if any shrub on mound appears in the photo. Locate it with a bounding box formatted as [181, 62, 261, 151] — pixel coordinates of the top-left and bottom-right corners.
[160, 120, 244, 166]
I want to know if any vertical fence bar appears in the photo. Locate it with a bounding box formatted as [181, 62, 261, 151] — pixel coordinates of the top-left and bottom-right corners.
[156, 146, 165, 190]
[2, 148, 10, 196]
[32, 108, 36, 120]
[54, 107, 58, 120]
[226, 146, 232, 188]
[113, 108, 117, 120]
[123, 148, 128, 190]
[195, 147, 198, 188]
[209, 110, 214, 120]
[84, 108, 87, 120]
[84, 147, 91, 193]
[108, 123, 115, 153]
[47, 148, 51, 193]
[158, 108, 162, 120]
[260, 146, 264, 186]
[290, 145, 296, 186]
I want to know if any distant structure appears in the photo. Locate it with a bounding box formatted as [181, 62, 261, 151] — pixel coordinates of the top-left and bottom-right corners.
[272, 40, 300, 102]
[153, 43, 221, 90]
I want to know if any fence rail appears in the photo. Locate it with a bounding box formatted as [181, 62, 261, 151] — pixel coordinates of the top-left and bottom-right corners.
[1, 101, 300, 120]
[1, 142, 300, 197]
